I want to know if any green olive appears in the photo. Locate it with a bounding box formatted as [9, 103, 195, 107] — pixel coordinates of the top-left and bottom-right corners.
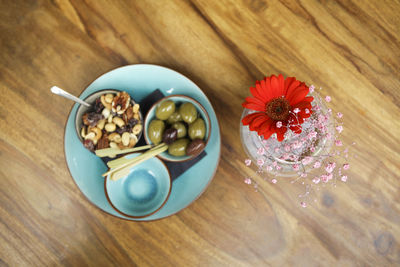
[179, 102, 197, 124]
[166, 111, 182, 124]
[148, 119, 165, 145]
[171, 122, 187, 138]
[168, 139, 190, 157]
[188, 118, 206, 140]
[156, 100, 175, 120]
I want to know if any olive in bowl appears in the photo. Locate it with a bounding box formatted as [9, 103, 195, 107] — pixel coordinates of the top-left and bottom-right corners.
[144, 95, 211, 162]
[74, 89, 143, 153]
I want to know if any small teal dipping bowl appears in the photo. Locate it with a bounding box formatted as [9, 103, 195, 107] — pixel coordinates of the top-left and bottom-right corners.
[105, 153, 172, 218]
[144, 95, 211, 162]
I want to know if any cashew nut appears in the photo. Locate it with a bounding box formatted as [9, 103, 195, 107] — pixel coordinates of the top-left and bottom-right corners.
[109, 142, 119, 149]
[108, 115, 113, 123]
[84, 131, 99, 145]
[121, 132, 130, 146]
[97, 119, 106, 130]
[102, 108, 110, 119]
[133, 113, 140, 120]
[81, 127, 87, 138]
[128, 134, 138, 148]
[132, 124, 142, 135]
[101, 95, 112, 110]
[105, 94, 114, 104]
[88, 127, 102, 144]
[112, 117, 125, 128]
[105, 123, 116, 132]
[108, 132, 121, 143]
[132, 103, 140, 114]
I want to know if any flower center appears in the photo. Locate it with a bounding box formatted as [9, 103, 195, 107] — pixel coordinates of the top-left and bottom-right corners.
[266, 97, 290, 121]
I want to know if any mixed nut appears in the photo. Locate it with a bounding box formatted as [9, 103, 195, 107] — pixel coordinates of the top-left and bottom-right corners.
[148, 99, 207, 157]
[80, 91, 142, 152]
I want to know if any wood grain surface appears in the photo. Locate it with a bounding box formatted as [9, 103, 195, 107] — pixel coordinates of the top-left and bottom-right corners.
[1, 0, 400, 266]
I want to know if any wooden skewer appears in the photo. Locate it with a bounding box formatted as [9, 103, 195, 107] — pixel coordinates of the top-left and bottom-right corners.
[102, 144, 168, 179]
[106, 143, 166, 169]
[95, 144, 154, 158]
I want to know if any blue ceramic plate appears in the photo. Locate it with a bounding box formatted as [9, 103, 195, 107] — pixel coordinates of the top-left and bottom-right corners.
[64, 64, 221, 221]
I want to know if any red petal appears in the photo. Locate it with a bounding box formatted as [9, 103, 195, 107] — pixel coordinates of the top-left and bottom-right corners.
[245, 96, 265, 107]
[249, 115, 269, 131]
[278, 74, 285, 96]
[261, 130, 274, 140]
[287, 86, 309, 106]
[242, 112, 264, 125]
[270, 75, 281, 99]
[285, 79, 301, 99]
[242, 101, 265, 112]
[260, 78, 273, 102]
[256, 118, 273, 132]
[284, 77, 296, 93]
[254, 82, 269, 102]
[290, 124, 302, 134]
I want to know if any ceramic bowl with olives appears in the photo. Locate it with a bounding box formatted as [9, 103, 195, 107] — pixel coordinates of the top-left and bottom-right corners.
[144, 95, 211, 162]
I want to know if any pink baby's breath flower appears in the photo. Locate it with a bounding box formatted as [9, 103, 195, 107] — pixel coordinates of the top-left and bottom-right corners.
[321, 175, 329, 183]
[308, 131, 317, 139]
[313, 177, 320, 184]
[336, 125, 343, 133]
[244, 178, 252, 184]
[305, 108, 310, 114]
[257, 159, 265, 166]
[327, 173, 333, 180]
[310, 146, 316, 153]
[300, 173, 307, 178]
[313, 161, 321, 168]
[335, 140, 343, 146]
[257, 147, 265, 155]
[284, 144, 291, 152]
[293, 164, 300, 171]
[302, 156, 313, 165]
[343, 163, 350, 170]
[276, 121, 282, 128]
[325, 96, 331, 102]
[300, 202, 307, 208]
[325, 162, 336, 173]
[275, 165, 282, 171]
[271, 179, 277, 184]
[337, 112, 343, 119]
[274, 147, 280, 153]
[266, 165, 273, 171]
[293, 108, 300, 114]
[341, 175, 348, 182]
[309, 85, 315, 93]
[244, 159, 252, 166]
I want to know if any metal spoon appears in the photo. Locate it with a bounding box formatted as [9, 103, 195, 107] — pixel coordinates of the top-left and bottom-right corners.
[50, 86, 91, 107]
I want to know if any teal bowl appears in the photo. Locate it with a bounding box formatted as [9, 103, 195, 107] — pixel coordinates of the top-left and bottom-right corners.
[105, 153, 172, 218]
[143, 95, 211, 162]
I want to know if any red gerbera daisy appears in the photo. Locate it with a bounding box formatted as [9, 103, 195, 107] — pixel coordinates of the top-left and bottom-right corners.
[242, 74, 314, 142]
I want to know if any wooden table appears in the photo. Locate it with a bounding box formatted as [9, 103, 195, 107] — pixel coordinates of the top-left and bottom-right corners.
[1, 0, 399, 266]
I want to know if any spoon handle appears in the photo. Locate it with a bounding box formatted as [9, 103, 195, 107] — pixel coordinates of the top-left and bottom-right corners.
[50, 86, 91, 107]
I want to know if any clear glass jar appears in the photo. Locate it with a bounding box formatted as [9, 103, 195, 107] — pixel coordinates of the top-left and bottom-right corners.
[240, 93, 334, 177]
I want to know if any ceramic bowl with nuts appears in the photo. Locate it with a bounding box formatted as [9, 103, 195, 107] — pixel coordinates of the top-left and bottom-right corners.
[74, 89, 143, 153]
[144, 95, 211, 162]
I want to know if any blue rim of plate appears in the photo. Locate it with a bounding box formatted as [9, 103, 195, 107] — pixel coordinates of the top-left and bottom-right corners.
[64, 64, 221, 221]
